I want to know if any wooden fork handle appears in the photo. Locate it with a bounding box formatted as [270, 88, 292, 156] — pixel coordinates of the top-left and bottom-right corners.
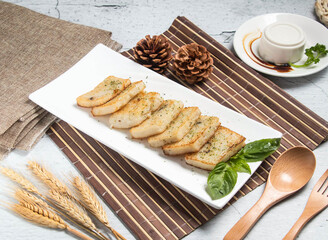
[283, 211, 310, 240]
[224, 193, 278, 240]
[283, 207, 325, 240]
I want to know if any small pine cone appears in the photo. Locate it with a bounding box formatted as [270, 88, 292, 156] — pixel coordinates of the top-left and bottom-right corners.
[133, 35, 173, 74]
[173, 43, 213, 84]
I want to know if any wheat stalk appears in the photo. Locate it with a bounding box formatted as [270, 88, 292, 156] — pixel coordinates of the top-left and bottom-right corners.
[15, 189, 49, 209]
[73, 176, 126, 240]
[27, 161, 73, 198]
[19, 201, 66, 228]
[49, 189, 97, 230]
[73, 176, 108, 225]
[48, 189, 109, 240]
[26, 162, 108, 240]
[14, 188, 106, 240]
[2, 164, 106, 240]
[48, 190, 109, 240]
[11, 203, 93, 240]
[0, 167, 40, 195]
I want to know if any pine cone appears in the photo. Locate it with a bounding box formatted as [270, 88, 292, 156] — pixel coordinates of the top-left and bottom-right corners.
[133, 35, 172, 74]
[173, 43, 213, 84]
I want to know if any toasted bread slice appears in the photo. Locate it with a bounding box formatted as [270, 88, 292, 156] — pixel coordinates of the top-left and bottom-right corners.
[91, 81, 146, 116]
[130, 100, 184, 138]
[185, 126, 246, 170]
[148, 107, 201, 147]
[76, 76, 131, 107]
[108, 92, 164, 128]
[162, 115, 220, 155]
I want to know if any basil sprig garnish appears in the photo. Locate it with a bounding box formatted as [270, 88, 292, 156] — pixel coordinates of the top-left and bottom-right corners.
[231, 138, 281, 162]
[207, 162, 238, 200]
[206, 138, 281, 200]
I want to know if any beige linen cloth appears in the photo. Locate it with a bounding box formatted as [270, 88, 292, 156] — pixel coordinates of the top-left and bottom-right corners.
[0, 2, 122, 159]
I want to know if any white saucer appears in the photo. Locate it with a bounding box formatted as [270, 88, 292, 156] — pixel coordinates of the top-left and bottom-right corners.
[233, 13, 328, 77]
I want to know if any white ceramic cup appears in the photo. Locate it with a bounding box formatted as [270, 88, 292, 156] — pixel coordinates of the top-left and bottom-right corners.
[258, 22, 306, 65]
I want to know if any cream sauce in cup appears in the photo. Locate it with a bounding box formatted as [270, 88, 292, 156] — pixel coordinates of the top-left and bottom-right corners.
[258, 22, 306, 64]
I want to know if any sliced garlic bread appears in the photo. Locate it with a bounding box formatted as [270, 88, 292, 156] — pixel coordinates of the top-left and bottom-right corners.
[130, 100, 184, 138]
[108, 92, 163, 128]
[148, 107, 201, 147]
[162, 115, 220, 155]
[76, 76, 131, 107]
[91, 80, 146, 116]
[185, 126, 246, 170]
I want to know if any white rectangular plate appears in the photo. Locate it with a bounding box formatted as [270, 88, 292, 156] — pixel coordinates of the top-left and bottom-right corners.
[30, 44, 282, 209]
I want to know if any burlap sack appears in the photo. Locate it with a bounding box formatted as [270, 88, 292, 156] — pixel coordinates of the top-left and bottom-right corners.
[0, 2, 122, 133]
[16, 113, 57, 151]
[0, 2, 122, 159]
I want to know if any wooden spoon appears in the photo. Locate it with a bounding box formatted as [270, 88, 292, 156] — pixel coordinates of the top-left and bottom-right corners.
[224, 146, 316, 240]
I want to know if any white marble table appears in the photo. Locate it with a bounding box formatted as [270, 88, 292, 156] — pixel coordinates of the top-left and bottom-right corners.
[1, 1, 327, 239]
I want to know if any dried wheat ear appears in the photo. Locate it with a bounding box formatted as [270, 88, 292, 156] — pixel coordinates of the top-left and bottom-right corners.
[1, 163, 125, 240]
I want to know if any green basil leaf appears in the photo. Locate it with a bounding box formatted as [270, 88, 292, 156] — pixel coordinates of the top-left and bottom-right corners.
[206, 162, 237, 200]
[229, 158, 251, 174]
[232, 138, 281, 162]
[206, 138, 280, 201]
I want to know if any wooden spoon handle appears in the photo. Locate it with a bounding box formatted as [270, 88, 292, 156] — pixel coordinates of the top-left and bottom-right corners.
[224, 193, 277, 240]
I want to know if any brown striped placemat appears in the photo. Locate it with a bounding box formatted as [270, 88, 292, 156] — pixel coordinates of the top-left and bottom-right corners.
[47, 16, 328, 240]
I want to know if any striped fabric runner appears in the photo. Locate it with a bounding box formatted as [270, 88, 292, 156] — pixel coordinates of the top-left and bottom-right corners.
[48, 16, 328, 240]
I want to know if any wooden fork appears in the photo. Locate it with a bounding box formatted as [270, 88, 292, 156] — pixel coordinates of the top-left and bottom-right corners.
[283, 169, 328, 240]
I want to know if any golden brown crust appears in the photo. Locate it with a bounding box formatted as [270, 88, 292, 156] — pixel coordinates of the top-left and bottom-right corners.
[185, 126, 246, 170]
[91, 81, 146, 116]
[162, 116, 220, 155]
[108, 92, 163, 129]
[147, 107, 201, 148]
[130, 100, 184, 139]
[76, 76, 131, 108]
